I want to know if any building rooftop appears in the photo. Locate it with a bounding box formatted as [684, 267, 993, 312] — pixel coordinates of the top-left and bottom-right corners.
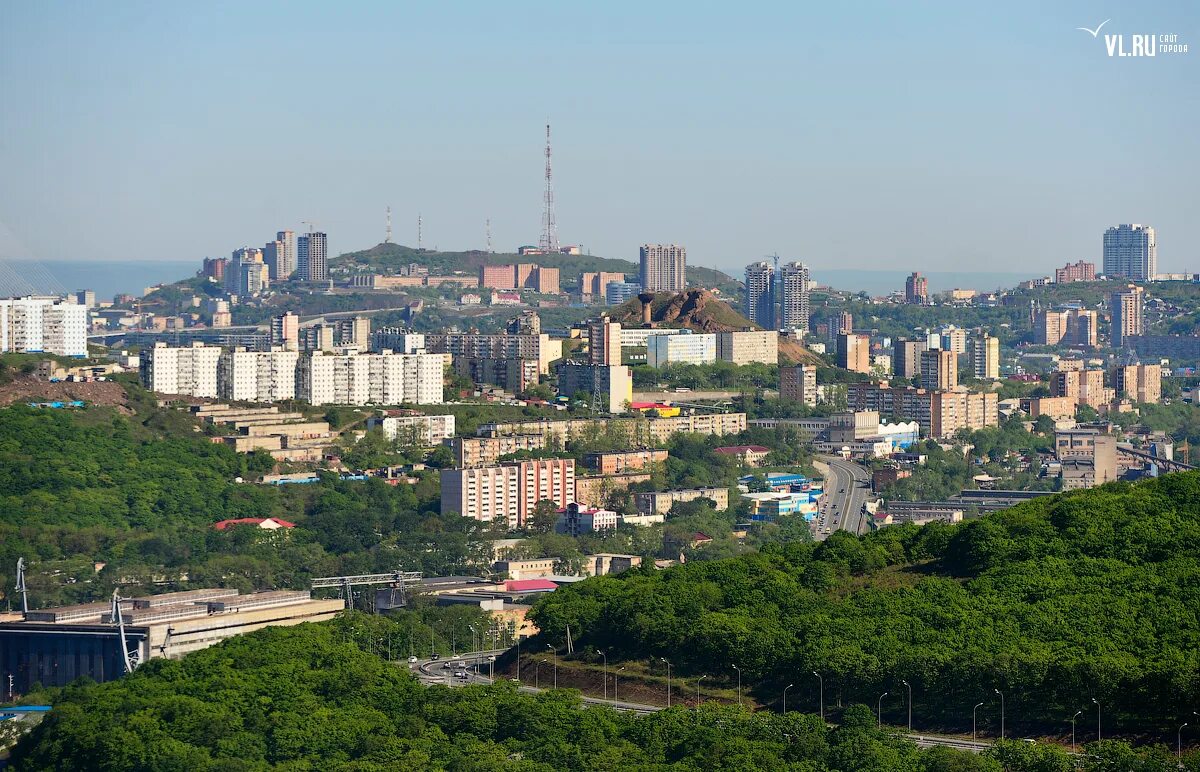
[714, 445, 771, 454]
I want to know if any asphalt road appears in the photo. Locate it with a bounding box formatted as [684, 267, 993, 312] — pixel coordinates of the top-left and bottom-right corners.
[813, 456, 872, 538]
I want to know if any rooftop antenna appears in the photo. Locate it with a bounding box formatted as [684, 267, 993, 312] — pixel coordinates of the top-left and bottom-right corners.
[539, 123, 559, 253]
[15, 557, 28, 616]
[385, 206, 392, 244]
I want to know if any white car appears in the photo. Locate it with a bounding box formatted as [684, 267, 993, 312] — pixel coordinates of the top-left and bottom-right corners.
[408, 656, 418, 663]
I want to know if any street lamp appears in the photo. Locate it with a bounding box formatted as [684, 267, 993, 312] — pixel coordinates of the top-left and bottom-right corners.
[661, 658, 673, 708]
[901, 679, 912, 731]
[615, 666, 625, 703]
[813, 671, 824, 721]
[1070, 710, 1082, 753]
[535, 659, 541, 689]
[468, 626, 477, 675]
[783, 683, 794, 715]
[600, 650, 608, 701]
[973, 702, 984, 742]
[696, 675, 707, 709]
[515, 635, 522, 684]
[732, 665, 742, 707]
[995, 689, 1005, 740]
[1178, 722, 1188, 761]
[877, 692, 889, 727]
[1092, 697, 1100, 743]
[547, 644, 557, 689]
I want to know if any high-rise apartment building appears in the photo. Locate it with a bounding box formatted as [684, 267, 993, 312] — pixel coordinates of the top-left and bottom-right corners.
[847, 382, 997, 438]
[227, 247, 269, 296]
[744, 262, 775, 329]
[827, 311, 853, 343]
[716, 330, 778, 366]
[1103, 224, 1156, 281]
[270, 312, 300, 351]
[939, 326, 967, 354]
[424, 332, 563, 375]
[1055, 261, 1096, 284]
[778, 262, 810, 332]
[1066, 309, 1099, 347]
[296, 350, 444, 406]
[588, 317, 622, 366]
[0, 296, 88, 357]
[647, 333, 716, 368]
[581, 271, 626, 300]
[440, 459, 574, 529]
[556, 363, 633, 413]
[919, 349, 958, 390]
[202, 257, 227, 281]
[264, 230, 296, 280]
[905, 272, 929, 304]
[297, 232, 328, 283]
[1111, 285, 1145, 348]
[836, 333, 871, 374]
[218, 348, 300, 402]
[639, 244, 686, 293]
[968, 335, 1000, 380]
[1036, 310, 1070, 346]
[141, 342, 222, 398]
[780, 364, 818, 406]
[893, 339, 928, 379]
[1111, 363, 1162, 405]
[1050, 368, 1109, 408]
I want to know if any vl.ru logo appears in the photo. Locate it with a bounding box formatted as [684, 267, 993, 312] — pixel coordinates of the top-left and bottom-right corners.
[1076, 19, 1188, 56]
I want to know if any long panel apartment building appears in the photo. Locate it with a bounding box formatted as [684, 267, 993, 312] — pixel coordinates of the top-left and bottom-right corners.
[846, 382, 997, 438]
[475, 412, 748, 445]
[424, 332, 562, 374]
[0, 296, 88, 357]
[441, 458, 575, 529]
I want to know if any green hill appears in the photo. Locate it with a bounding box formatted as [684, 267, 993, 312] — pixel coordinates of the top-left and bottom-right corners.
[608, 288, 758, 332]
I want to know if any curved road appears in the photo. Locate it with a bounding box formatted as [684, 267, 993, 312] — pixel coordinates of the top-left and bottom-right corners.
[814, 456, 872, 539]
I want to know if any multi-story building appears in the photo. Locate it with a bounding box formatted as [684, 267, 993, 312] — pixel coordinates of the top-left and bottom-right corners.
[474, 413, 748, 445]
[507, 311, 541, 335]
[846, 382, 998, 438]
[968, 335, 999, 380]
[647, 332, 716, 368]
[919, 348, 958, 389]
[449, 434, 548, 468]
[939, 326, 967, 354]
[424, 332, 562, 374]
[226, 247, 269, 296]
[639, 244, 686, 293]
[827, 311, 853, 343]
[1036, 310, 1070, 346]
[584, 448, 668, 475]
[893, 339, 928, 379]
[1111, 285, 1145, 348]
[270, 312, 300, 351]
[296, 231, 328, 283]
[1055, 429, 1118, 490]
[1111, 363, 1162, 405]
[0, 297, 88, 357]
[1050, 368, 1109, 408]
[298, 325, 336, 353]
[1103, 224, 1156, 281]
[75, 290, 96, 308]
[716, 329, 778, 365]
[1054, 260, 1096, 284]
[202, 257, 227, 281]
[778, 262, 810, 332]
[556, 503, 619, 536]
[836, 333, 871, 374]
[218, 348, 300, 402]
[588, 317, 622, 366]
[780, 364, 818, 406]
[605, 281, 641, 306]
[581, 271, 626, 300]
[634, 487, 729, 515]
[371, 328, 425, 354]
[440, 459, 574, 529]
[141, 342, 222, 397]
[557, 362, 633, 413]
[263, 230, 296, 280]
[295, 351, 444, 406]
[744, 261, 774, 329]
[1066, 309, 1099, 348]
[453, 357, 539, 394]
[905, 272, 928, 304]
[368, 413, 456, 445]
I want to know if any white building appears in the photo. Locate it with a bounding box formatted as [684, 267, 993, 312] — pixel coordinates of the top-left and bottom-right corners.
[218, 348, 300, 402]
[778, 262, 810, 332]
[639, 244, 686, 293]
[369, 413, 456, 445]
[716, 330, 778, 365]
[647, 332, 716, 368]
[1103, 224, 1156, 281]
[618, 327, 686, 348]
[296, 350, 444, 406]
[0, 296, 88, 357]
[557, 362, 633, 413]
[142, 343, 222, 397]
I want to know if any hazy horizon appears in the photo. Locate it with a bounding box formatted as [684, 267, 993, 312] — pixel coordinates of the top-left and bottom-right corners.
[2, 2, 1196, 273]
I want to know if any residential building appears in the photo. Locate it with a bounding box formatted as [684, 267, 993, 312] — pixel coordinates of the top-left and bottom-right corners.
[744, 261, 774, 329]
[75, 289, 96, 308]
[450, 434, 548, 468]
[778, 262, 810, 331]
[475, 412, 747, 445]
[298, 324, 336, 352]
[366, 413, 455, 445]
[921, 347, 961, 390]
[893, 339, 928, 379]
[1103, 224, 1156, 281]
[939, 326, 967, 354]
[617, 327, 685, 347]
[270, 312, 300, 351]
[1055, 260, 1096, 283]
[639, 244, 686, 292]
[836, 333, 871, 374]
[507, 311, 541, 336]
[295, 350, 444, 406]
[780, 364, 818, 406]
[141, 342, 222, 397]
[296, 231, 328, 282]
[263, 230, 296, 280]
[968, 335, 999, 380]
[0, 296, 88, 357]
[441, 458, 574, 529]
[716, 329, 778, 365]
[1066, 309, 1099, 347]
[454, 357, 540, 394]
[202, 257, 227, 281]
[647, 332, 716, 368]
[1023, 396, 1077, 421]
[534, 267, 560, 294]
[1111, 285, 1145, 348]
[634, 487, 730, 515]
[1111, 363, 1162, 405]
[588, 316, 622, 365]
[555, 502, 619, 536]
[1036, 310, 1070, 346]
[846, 382, 998, 438]
[1050, 368, 1109, 408]
[581, 271, 626, 300]
[605, 281, 641, 306]
[905, 272, 928, 304]
[714, 445, 771, 466]
[557, 362, 633, 413]
[584, 448, 668, 475]
[479, 264, 516, 289]
[1055, 429, 1118, 490]
[371, 328, 426, 354]
[217, 348, 300, 402]
[424, 332, 562, 374]
[827, 311, 853, 343]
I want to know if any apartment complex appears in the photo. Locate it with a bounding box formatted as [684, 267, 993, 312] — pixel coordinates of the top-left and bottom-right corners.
[1049, 368, 1110, 409]
[424, 332, 562, 375]
[634, 487, 730, 515]
[450, 434, 548, 468]
[1055, 429, 1118, 490]
[716, 329, 778, 365]
[263, 230, 296, 280]
[0, 296, 88, 357]
[1111, 363, 1162, 405]
[476, 412, 748, 445]
[454, 357, 539, 394]
[441, 458, 575, 528]
[226, 247, 270, 296]
[606, 281, 642, 306]
[647, 332, 716, 368]
[556, 362, 633, 413]
[296, 350, 444, 406]
[639, 244, 686, 293]
[1111, 285, 1145, 348]
[744, 261, 774, 329]
[142, 343, 222, 397]
[827, 312, 853, 343]
[270, 312, 300, 350]
[588, 317, 622, 365]
[368, 413, 456, 445]
[1054, 260, 1096, 283]
[778, 262, 810, 331]
[584, 448, 668, 475]
[893, 339, 928, 379]
[847, 382, 998, 438]
[905, 272, 928, 304]
[218, 348, 300, 402]
[967, 335, 999, 380]
[580, 271, 626, 300]
[836, 333, 871, 374]
[479, 263, 560, 294]
[1103, 224, 1156, 281]
[1036, 309, 1098, 347]
[296, 231, 328, 282]
[919, 349, 958, 390]
[779, 364, 818, 406]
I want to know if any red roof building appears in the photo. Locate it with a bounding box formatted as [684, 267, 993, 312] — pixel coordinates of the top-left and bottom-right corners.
[213, 517, 296, 531]
[504, 579, 558, 593]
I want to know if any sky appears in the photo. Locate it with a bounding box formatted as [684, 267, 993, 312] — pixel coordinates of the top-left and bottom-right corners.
[1, 1, 1197, 279]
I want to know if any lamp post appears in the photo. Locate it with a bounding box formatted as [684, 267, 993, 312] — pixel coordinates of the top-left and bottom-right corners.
[600, 650, 608, 701]
[430, 624, 435, 657]
[615, 666, 625, 703]
[661, 658, 672, 708]
[515, 635, 522, 684]
[877, 692, 889, 727]
[973, 702, 984, 742]
[783, 683, 794, 715]
[468, 626, 477, 675]
[1178, 722, 1188, 761]
[1092, 698, 1100, 743]
[535, 659, 541, 689]
[1070, 710, 1082, 753]
[547, 644, 557, 689]
[995, 689, 1005, 740]
[696, 675, 707, 709]
[813, 671, 824, 721]
[732, 665, 742, 707]
[901, 679, 912, 731]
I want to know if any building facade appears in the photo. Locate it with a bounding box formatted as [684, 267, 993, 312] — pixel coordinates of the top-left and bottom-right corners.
[1111, 286, 1145, 348]
[556, 362, 633, 413]
[919, 348, 958, 390]
[647, 332, 716, 368]
[967, 335, 999, 380]
[217, 348, 300, 402]
[0, 296, 88, 357]
[1103, 224, 1156, 281]
[780, 364, 818, 406]
[893, 339, 928, 379]
[905, 272, 928, 304]
[716, 329, 778, 365]
[778, 262, 810, 332]
[296, 231, 328, 282]
[1055, 260, 1096, 283]
[837, 333, 871, 374]
[639, 244, 687, 292]
[440, 459, 575, 529]
[744, 261, 774, 329]
[141, 342, 222, 397]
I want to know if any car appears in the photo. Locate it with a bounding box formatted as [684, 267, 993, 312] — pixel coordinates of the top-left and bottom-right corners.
[442, 662, 452, 669]
[407, 656, 418, 663]
[430, 653, 440, 661]
[454, 671, 469, 679]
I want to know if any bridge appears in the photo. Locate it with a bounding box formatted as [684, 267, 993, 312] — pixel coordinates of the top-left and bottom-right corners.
[1116, 443, 1196, 472]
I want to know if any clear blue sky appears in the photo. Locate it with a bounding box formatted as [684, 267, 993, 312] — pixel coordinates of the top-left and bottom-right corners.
[1, 1, 1196, 277]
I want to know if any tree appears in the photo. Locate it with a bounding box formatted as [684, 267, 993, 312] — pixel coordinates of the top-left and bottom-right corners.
[527, 499, 560, 534]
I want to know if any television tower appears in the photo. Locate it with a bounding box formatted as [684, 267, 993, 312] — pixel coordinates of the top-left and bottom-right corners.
[385, 206, 392, 243]
[539, 124, 559, 253]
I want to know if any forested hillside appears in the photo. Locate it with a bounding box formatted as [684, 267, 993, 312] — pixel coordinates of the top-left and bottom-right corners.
[530, 473, 1200, 737]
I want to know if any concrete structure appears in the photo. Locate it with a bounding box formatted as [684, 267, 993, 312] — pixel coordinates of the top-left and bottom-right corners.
[218, 348, 300, 402]
[0, 296, 88, 357]
[827, 311, 853, 343]
[847, 381, 999, 438]
[555, 502, 619, 536]
[449, 434, 548, 468]
[1111, 363, 1162, 405]
[588, 316, 622, 365]
[1023, 396, 1078, 421]
[371, 328, 426, 354]
[837, 333, 871, 374]
[893, 339, 928, 379]
[639, 244, 686, 292]
[270, 312, 300, 350]
[141, 342, 222, 397]
[713, 444, 771, 466]
[454, 356, 540, 394]
[424, 332, 562, 375]
[369, 413, 456, 445]
[617, 327, 686, 347]
[581, 271, 626, 301]
[634, 487, 729, 515]
[296, 350, 444, 406]
[556, 362, 633, 413]
[744, 261, 774, 329]
[939, 327, 967, 354]
[296, 231, 328, 282]
[1111, 285, 1145, 348]
[1055, 428, 1117, 489]
[441, 459, 574, 528]
[1055, 260, 1096, 283]
[1103, 224, 1156, 281]
[780, 364, 818, 406]
[573, 471, 651, 506]
[493, 558, 557, 580]
[716, 329, 778, 365]
[263, 230, 296, 280]
[647, 332, 716, 368]
[919, 348, 958, 390]
[584, 448, 668, 474]
[778, 262, 810, 331]
[905, 272, 928, 304]
[605, 281, 641, 306]
[476, 412, 748, 445]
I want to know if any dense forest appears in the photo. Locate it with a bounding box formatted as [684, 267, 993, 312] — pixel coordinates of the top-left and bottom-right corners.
[9, 618, 1195, 771]
[529, 472, 1200, 739]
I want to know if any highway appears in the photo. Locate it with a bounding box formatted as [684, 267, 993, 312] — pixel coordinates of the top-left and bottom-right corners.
[813, 456, 872, 539]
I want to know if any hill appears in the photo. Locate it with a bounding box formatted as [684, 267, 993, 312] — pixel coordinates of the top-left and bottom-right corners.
[609, 288, 759, 332]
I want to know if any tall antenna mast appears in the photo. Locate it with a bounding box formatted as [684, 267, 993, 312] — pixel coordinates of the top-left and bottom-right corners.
[385, 206, 392, 244]
[486, 218, 492, 253]
[539, 124, 559, 253]
[417, 213, 423, 251]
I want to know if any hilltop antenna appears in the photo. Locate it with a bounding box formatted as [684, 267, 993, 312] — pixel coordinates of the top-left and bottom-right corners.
[486, 218, 492, 253]
[385, 207, 392, 243]
[418, 213, 423, 251]
[15, 557, 28, 616]
[539, 124, 559, 253]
